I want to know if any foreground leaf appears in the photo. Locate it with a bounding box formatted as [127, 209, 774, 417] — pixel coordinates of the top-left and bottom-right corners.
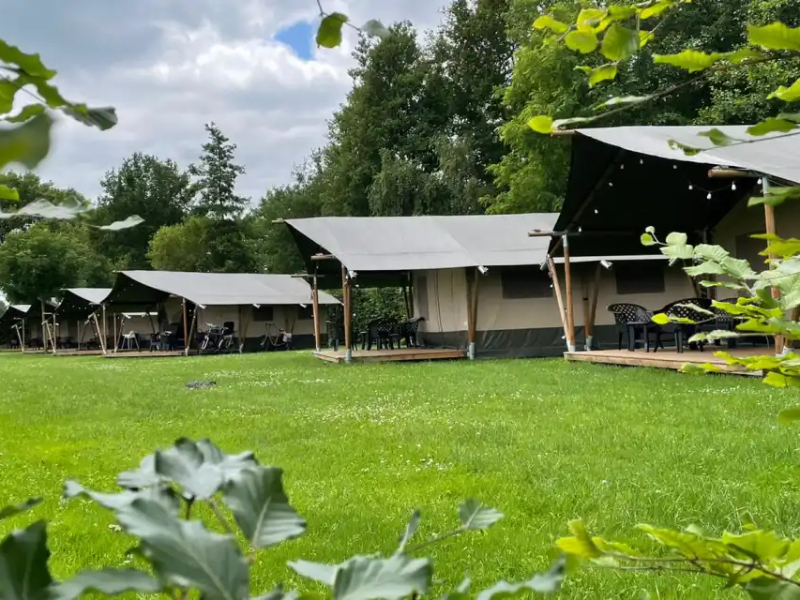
[317, 13, 348, 48]
[459, 499, 503, 530]
[51, 569, 161, 600]
[778, 408, 800, 425]
[565, 31, 598, 54]
[528, 116, 553, 134]
[361, 20, 388, 39]
[749, 187, 800, 208]
[115, 498, 250, 600]
[533, 15, 569, 34]
[745, 577, 800, 599]
[63, 480, 180, 515]
[117, 453, 160, 489]
[747, 118, 799, 136]
[0, 184, 20, 201]
[653, 50, 724, 72]
[94, 215, 145, 231]
[555, 520, 602, 559]
[289, 560, 339, 586]
[0, 40, 55, 78]
[396, 510, 421, 554]
[0, 112, 52, 170]
[596, 95, 651, 110]
[222, 466, 306, 549]
[589, 64, 617, 87]
[155, 438, 226, 499]
[769, 78, 800, 103]
[698, 128, 739, 147]
[601, 24, 639, 61]
[0, 520, 53, 600]
[475, 557, 566, 600]
[333, 555, 432, 600]
[0, 498, 41, 520]
[747, 22, 800, 51]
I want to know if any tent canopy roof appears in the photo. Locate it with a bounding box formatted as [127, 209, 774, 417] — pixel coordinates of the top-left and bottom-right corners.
[57, 288, 111, 319]
[105, 271, 340, 308]
[551, 125, 800, 256]
[63, 288, 111, 305]
[284, 213, 560, 282]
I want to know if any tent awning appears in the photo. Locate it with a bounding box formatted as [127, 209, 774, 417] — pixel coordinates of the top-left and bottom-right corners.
[104, 271, 341, 308]
[56, 288, 111, 319]
[552, 254, 669, 264]
[284, 213, 560, 283]
[551, 125, 800, 256]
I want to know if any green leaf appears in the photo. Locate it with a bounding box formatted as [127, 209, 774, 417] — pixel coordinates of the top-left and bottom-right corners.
[596, 95, 652, 110]
[552, 117, 595, 130]
[576, 9, 607, 31]
[51, 570, 162, 600]
[64, 106, 118, 131]
[555, 520, 602, 559]
[222, 466, 306, 549]
[0, 498, 40, 520]
[645, 226, 656, 234]
[332, 555, 432, 600]
[653, 50, 724, 72]
[694, 244, 729, 263]
[667, 139, 702, 155]
[640, 0, 675, 20]
[747, 22, 800, 51]
[565, 30, 598, 54]
[722, 530, 789, 561]
[475, 557, 566, 600]
[745, 578, 800, 600]
[749, 187, 800, 208]
[0, 520, 53, 600]
[361, 20, 389, 39]
[747, 119, 799, 137]
[641, 233, 656, 246]
[396, 510, 421, 554]
[589, 64, 618, 87]
[289, 560, 339, 586]
[115, 498, 250, 600]
[684, 261, 726, 277]
[769, 78, 800, 103]
[117, 453, 160, 489]
[762, 237, 800, 258]
[317, 13, 348, 48]
[5, 104, 46, 124]
[459, 499, 503, 531]
[0, 112, 52, 170]
[601, 24, 639, 61]
[698, 128, 739, 147]
[533, 15, 569, 34]
[0, 78, 20, 114]
[527, 116, 553, 134]
[764, 372, 800, 388]
[95, 215, 145, 231]
[651, 313, 670, 325]
[63, 480, 180, 515]
[661, 242, 695, 262]
[726, 47, 765, 64]
[637, 524, 728, 560]
[778, 408, 800, 425]
[0, 41, 55, 78]
[665, 232, 687, 246]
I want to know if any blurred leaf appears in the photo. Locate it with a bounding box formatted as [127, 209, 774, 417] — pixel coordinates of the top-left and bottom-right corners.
[0, 498, 41, 521]
[694, 244, 730, 262]
[762, 238, 800, 258]
[778, 408, 800, 424]
[637, 524, 728, 560]
[645, 226, 656, 234]
[651, 313, 670, 325]
[764, 372, 800, 388]
[565, 31, 598, 54]
[555, 520, 602, 559]
[0, 112, 52, 170]
[552, 117, 594, 130]
[667, 139, 702, 155]
[115, 498, 250, 600]
[769, 78, 800, 103]
[725, 47, 765, 64]
[361, 20, 388, 39]
[63, 480, 180, 515]
[459, 499, 503, 530]
[51, 569, 161, 600]
[117, 453, 160, 489]
[95, 215, 145, 231]
[289, 560, 339, 586]
[747, 119, 798, 136]
[0, 78, 20, 113]
[317, 13, 348, 48]
[64, 106, 118, 131]
[745, 578, 800, 600]
[0, 520, 53, 600]
[698, 128, 739, 147]
[332, 555, 432, 600]
[640, 0, 675, 20]
[396, 510, 421, 554]
[576, 8, 607, 32]
[475, 558, 565, 600]
[528, 116, 553, 134]
[641, 233, 656, 246]
[665, 232, 687, 246]
[596, 95, 651, 110]
[601, 24, 639, 61]
[722, 530, 789, 561]
[0, 40, 55, 78]
[222, 466, 306, 549]
[653, 50, 724, 72]
[685, 261, 726, 277]
[680, 363, 722, 374]
[747, 22, 800, 51]
[749, 187, 800, 208]
[533, 15, 569, 34]
[5, 104, 46, 124]
[589, 64, 618, 87]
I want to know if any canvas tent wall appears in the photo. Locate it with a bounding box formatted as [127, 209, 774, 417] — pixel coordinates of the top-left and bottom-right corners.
[103, 270, 339, 350]
[542, 125, 800, 350]
[284, 213, 566, 358]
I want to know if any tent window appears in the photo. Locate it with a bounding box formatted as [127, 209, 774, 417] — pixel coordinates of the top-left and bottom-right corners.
[415, 274, 429, 317]
[500, 268, 553, 299]
[736, 233, 768, 272]
[615, 262, 665, 295]
[297, 305, 313, 320]
[252, 306, 274, 321]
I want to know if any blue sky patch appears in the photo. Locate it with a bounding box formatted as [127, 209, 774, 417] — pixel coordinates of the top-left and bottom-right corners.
[274, 21, 314, 60]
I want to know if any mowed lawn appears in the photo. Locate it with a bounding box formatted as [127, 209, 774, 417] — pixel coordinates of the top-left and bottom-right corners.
[1, 352, 799, 598]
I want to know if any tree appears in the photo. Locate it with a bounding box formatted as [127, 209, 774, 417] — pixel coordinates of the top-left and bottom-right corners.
[0, 223, 102, 303]
[91, 153, 192, 269]
[147, 216, 211, 272]
[189, 123, 248, 220]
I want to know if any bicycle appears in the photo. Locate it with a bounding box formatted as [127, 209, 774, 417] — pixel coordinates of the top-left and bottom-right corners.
[260, 322, 293, 351]
[200, 323, 235, 353]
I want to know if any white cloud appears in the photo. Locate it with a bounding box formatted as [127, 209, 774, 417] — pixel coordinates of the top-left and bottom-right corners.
[8, 0, 448, 203]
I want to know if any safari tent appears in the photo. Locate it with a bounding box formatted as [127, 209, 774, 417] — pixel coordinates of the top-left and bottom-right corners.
[0, 304, 30, 349]
[103, 270, 340, 351]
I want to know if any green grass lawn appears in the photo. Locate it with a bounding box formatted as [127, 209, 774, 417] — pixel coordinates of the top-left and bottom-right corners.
[1, 351, 799, 598]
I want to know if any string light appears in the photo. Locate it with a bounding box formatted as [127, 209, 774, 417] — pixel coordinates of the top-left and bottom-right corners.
[639, 159, 644, 165]
[707, 192, 712, 200]
[620, 164, 625, 170]
[757, 178, 763, 185]
[594, 208, 599, 214]
[731, 182, 737, 191]
[673, 164, 678, 170]
[688, 184, 693, 190]
[608, 182, 614, 187]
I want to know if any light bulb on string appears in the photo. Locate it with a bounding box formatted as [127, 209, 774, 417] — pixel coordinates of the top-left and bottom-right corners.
[620, 164, 625, 170]
[673, 164, 678, 170]
[731, 182, 737, 191]
[593, 208, 599, 214]
[639, 159, 644, 165]
[608, 181, 614, 187]
[688, 184, 693, 190]
[707, 192, 712, 200]
[757, 178, 763, 185]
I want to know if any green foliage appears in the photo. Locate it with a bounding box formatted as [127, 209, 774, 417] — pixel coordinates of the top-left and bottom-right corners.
[1, 438, 565, 600]
[189, 122, 248, 221]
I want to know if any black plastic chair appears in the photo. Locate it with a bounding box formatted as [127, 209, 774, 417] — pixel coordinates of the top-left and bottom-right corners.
[655, 298, 714, 353]
[608, 303, 658, 351]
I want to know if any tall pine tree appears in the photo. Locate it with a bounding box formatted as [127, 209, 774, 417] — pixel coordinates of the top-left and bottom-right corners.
[189, 123, 248, 220]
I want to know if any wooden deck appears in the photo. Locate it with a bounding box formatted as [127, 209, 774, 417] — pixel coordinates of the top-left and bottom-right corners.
[104, 350, 185, 359]
[564, 347, 771, 376]
[315, 347, 466, 364]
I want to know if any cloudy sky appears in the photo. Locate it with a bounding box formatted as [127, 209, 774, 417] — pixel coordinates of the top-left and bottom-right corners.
[1, 0, 448, 202]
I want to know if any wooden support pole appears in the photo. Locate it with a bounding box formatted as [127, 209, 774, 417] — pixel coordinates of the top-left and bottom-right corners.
[92, 313, 107, 355]
[21, 320, 25, 353]
[763, 176, 784, 353]
[587, 262, 602, 350]
[113, 313, 118, 353]
[563, 234, 577, 352]
[547, 256, 569, 344]
[14, 324, 24, 353]
[184, 309, 197, 356]
[312, 273, 321, 352]
[52, 314, 58, 355]
[465, 268, 480, 360]
[102, 305, 107, 350]
[341, 265, 352, 362]
[182, 300, 189, 352]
